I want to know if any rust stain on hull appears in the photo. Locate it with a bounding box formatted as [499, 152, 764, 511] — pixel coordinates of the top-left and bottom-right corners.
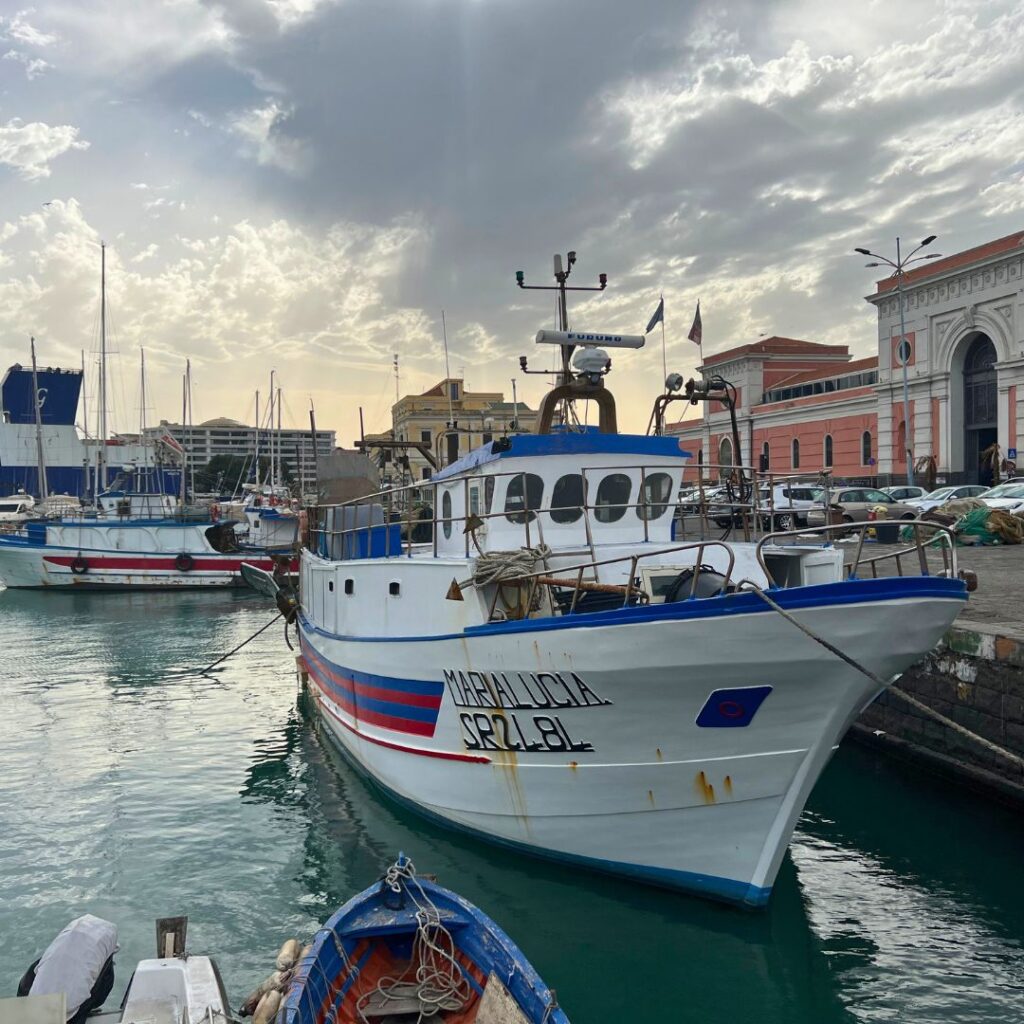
[696, 770, 716, 804]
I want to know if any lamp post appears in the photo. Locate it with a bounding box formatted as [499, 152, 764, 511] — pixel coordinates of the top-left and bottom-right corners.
[854, 235, 942, 487]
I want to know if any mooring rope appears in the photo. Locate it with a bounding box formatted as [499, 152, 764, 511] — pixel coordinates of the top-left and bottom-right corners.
[742, 583, 1024, 773]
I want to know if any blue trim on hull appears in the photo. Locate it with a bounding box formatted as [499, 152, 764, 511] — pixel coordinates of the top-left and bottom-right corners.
[298, 573, 967, 645]
[308, 684, 771, 909]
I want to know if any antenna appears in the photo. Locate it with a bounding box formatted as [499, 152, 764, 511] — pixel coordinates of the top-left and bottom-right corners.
[393, 352, 400, 406]
[441, 310, 454, 427]
[515, 250, 607, 386]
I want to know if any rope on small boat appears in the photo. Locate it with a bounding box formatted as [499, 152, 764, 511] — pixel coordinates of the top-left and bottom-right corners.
[355, 858, 473, 1024]
[742, 583, 1024, 772]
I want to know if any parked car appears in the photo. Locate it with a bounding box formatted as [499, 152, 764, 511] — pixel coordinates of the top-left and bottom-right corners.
[905, 484, 989, 513]
[882, 485, 929, 502]
[757, 484, 825, 530]
[978, 482, 1024, 513]
[806, 487, 919, 526]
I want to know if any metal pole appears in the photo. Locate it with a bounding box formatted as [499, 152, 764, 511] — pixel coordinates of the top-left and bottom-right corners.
[30, 337, 49, 501]
[896, 237, 914, 487]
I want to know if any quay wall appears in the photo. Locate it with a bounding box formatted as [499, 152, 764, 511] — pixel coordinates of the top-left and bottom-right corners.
[852, 624, 1024, 806]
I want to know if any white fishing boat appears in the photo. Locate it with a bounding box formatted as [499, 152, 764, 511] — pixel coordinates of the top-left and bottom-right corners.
[285, 255, 972, 908]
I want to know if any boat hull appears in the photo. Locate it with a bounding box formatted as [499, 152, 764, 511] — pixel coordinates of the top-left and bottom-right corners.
[298, 577, 965, 907]
[0, 540, 287, 589]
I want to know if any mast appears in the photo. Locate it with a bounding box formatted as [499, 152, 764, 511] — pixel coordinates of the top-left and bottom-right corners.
[268, 370, 276, 489]
[254, 389, 260, 486]
[139, 348, 149, 483]
[276, 384, 282, 490]
[99, 241, 108, 493]
[186, 359, 195, 499]
[81, 349, 89, 496]
[180, 371, 187, 506]
[30, 337, 49, 501]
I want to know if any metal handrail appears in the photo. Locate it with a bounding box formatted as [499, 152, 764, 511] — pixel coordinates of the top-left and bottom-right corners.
[471, 540, 738, 619]
[755, 520, 959, 585]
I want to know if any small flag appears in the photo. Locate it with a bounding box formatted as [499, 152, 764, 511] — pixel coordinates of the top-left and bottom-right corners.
[687, 301, 702, 346]
[645, 296, 664, 334]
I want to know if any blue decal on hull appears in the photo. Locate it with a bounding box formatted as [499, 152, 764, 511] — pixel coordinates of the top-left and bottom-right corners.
[696, 686, 773, 728]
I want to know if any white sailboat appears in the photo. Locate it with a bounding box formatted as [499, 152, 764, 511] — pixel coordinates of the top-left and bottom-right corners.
[0, 245, 295, 589]
[287, 254, 972, 908]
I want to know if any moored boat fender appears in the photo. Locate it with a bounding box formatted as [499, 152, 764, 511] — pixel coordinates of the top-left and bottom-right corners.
[238, 969, 292, 1016]
[70, 555, 89, 575]
[275, 937, 301, 971]
[252, 988, 282, 1024]
[174, 552, 195, 572]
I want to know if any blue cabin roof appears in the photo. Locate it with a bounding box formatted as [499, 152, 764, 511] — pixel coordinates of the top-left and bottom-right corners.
[432, 431, 691, 482]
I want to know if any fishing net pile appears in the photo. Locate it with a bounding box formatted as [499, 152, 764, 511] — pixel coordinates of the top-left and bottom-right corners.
[900, 499, 1024, 545]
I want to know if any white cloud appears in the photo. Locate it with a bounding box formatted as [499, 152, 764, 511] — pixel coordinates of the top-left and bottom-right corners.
[2, 9, 58, 47]
[3, 48, 52, 78]
[265, 0, 341, 29]
[0, 118, 89, 180]
[0, 201, 433, 437]
[229, 100, 308, 174]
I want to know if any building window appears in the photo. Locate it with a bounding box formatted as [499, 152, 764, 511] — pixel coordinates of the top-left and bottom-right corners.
[481, 432, 492, 446]
[449, 382, 460, 401]
[719, 437, 733, 475]
[421, 467, 432, 480]
[792, 438, 800, 469]
[761, 441, 770, 472]
[420, 429, 431, 444]
[823, 434, 833, 468]
[861, 431, 872, 465]
[446, 432, 459, 465]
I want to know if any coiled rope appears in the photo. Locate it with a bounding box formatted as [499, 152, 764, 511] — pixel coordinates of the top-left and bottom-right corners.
[471, 544, 552, 587]
[355, 858, 473, 1024]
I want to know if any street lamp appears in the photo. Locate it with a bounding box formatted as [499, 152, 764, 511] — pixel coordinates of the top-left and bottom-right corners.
[854, 235, 942, 487]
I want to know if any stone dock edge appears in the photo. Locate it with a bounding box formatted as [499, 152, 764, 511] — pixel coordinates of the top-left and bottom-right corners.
[851, 622, 1024, 808]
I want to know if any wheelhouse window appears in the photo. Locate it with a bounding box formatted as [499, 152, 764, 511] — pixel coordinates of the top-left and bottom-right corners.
[823, 434, 833, 468]
[504, 472, 544, 524]
[862, 430, 872, 465]
[792, 438, 800, 469]
[594, 473, 632, 523]
[441, 489, 452, 539]
[550, 473, 584, 524]
[640, 472, 673, 520]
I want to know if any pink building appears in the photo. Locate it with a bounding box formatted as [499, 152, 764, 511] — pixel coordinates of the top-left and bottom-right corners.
[670, 229, 1024, 487]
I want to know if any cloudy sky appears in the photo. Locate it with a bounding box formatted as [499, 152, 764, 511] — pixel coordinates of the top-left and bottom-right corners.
[1, 0, 1022, 444]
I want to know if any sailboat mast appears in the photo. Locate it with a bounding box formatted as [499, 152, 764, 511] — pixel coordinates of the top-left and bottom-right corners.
[268, 370, 276, 489]
[276, 385, 282, 490]
[99, 242, 108, 493]
[30, 336, 49, 501]
[140, 348, 148, 478]
[180, 372, 187, 506]
[254, 389, 261, 486]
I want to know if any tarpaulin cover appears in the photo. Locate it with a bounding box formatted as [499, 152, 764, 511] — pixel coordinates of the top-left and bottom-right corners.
[29, 915, 118, 1017]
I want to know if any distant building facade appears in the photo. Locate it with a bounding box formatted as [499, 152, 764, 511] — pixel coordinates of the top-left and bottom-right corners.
[671, 229, 1024, 487]
[364, 377, 537, 488]
[142, 417, 336, 491]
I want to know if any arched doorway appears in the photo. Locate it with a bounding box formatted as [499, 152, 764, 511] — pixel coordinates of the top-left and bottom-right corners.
[963, 335, 997, 485]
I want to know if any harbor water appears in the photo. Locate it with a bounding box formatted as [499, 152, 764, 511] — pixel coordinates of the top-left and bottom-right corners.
[2, 590, 1023, 1022]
